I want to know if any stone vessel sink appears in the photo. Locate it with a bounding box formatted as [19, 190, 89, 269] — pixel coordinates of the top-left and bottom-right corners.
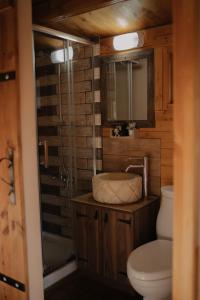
[92, 172, 142, 204]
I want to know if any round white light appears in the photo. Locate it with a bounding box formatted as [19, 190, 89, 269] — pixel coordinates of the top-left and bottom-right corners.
[51, 47, 73, 64]
[113, 32, 143, 51]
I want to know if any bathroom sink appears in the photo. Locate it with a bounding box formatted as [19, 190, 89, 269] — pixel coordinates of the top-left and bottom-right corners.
[92, 172, 142, 204]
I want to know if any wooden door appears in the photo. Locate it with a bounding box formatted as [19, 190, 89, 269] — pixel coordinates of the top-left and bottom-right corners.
[173, 0, 200, 299]
[0, 4, 28, 300]
[102, 209, 117, 279]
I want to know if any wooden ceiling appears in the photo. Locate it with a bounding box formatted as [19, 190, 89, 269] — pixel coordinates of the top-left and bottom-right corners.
[34, 31, 64, 51]
[33, 0, 172, 39]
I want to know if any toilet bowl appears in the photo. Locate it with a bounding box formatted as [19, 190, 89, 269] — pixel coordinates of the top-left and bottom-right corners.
[127, 186, 173, 300]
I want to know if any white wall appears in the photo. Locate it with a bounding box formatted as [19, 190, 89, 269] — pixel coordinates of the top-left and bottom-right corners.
[17, 0, 44, 299]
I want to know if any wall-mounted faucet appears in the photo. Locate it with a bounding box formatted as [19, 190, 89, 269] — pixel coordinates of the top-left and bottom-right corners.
[125, 156, 148, 198]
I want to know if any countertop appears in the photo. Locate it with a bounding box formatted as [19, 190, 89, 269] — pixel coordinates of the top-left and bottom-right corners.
[71, 193, 159, 213]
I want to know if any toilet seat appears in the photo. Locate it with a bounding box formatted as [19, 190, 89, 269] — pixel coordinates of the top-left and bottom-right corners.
[128, 240, 172, 281]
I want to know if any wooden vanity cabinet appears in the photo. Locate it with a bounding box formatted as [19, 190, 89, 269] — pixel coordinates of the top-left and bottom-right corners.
[72, 194, 159, 286]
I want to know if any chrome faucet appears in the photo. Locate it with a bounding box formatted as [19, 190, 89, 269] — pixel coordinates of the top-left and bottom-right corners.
[125, 156, 148, 198]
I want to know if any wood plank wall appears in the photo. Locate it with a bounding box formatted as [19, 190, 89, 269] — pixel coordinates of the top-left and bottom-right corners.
[101, 25, 173, 195]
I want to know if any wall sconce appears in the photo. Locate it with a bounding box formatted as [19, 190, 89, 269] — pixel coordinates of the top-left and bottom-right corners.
[51, 46, 73, 64]
[113, 32, 144, 51]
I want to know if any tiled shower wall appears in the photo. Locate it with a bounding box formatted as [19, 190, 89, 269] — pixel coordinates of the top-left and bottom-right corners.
[36, 43, 102, 238]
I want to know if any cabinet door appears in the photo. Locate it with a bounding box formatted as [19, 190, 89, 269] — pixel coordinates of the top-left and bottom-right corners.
[87, 206, 101, 274]
[102, 209, 117, 279]
[102, 209, 134, 283]
[73, 204, 88, 269]
[116, 212, 134, 283]
[73, 204, 101, 273]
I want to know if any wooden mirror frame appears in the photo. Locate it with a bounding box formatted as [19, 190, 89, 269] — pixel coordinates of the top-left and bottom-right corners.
[101, 48, 155, 128]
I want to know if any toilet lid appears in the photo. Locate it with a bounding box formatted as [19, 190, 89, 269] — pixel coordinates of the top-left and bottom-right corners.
[127, 240, 172, 281]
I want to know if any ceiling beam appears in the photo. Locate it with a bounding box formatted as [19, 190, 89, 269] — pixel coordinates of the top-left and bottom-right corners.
[33, 0, 127, 22]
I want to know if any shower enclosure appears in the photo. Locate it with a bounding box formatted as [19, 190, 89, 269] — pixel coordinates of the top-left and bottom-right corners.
[33, 27, 98, 288]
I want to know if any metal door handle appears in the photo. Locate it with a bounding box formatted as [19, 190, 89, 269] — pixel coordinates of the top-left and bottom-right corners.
[76, 212, 87, 218]
[118, 218, 132, 225]
[104, 213, 108, 223]
[94, 210, 98, 220]
[39, 140, 49, 168]
[0, 147, 16, 205]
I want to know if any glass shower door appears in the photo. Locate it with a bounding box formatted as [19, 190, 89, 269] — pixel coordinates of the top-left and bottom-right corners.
[34, 32, 76, 276]
[34, 31, 97, 280]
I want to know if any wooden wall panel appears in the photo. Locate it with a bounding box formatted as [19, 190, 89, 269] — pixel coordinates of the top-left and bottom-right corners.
[101, 25, 173, 195]
[100, 25, 172, 56]
[103, 137, 161, 195]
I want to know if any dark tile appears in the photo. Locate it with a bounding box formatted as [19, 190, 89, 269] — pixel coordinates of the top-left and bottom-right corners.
[94, 102, 101, 114]
[40, 165, 60, 177]
[37, 105, 57, 116]
[38, 126, 58, 136]
[96, 148, 103, 160]
[42, 221, 61, 235]
[41, 184, 60, 196]
[41, 203, 61, 216]
[93, 79, 100, 90]
[37, 84, 57, 97]
[39, 146, 59, 156]
[95, 126, 102, 137]
[93, 56, 101, 68]
[36, 64, 57, 78]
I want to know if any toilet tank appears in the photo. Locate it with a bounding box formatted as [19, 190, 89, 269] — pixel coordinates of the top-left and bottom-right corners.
[156, 185, 173, 240]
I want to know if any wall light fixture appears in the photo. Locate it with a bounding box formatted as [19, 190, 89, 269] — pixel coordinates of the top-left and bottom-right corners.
[51, 47, 73, 64]
[113, 32, 144, 51]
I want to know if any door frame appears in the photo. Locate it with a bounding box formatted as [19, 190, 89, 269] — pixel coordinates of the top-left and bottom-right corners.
[15, 0, 200, 299]
[17, 0, 44, 299]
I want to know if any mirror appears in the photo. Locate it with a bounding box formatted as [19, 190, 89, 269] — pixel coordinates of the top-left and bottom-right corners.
[101, 48, 155, 128]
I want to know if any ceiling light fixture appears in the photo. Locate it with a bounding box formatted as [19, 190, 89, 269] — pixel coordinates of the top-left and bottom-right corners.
[113, 32, 144, 51]
[117, 18, 128, 28]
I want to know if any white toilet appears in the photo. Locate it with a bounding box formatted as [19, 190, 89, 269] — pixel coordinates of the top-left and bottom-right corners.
[127, 185, 173, 300]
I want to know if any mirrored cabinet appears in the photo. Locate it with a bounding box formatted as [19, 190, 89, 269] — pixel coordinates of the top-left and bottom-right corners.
[101, 48, 155, 128]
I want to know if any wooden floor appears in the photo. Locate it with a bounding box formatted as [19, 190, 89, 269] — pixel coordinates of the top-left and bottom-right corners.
[45, 272, 142, 300]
